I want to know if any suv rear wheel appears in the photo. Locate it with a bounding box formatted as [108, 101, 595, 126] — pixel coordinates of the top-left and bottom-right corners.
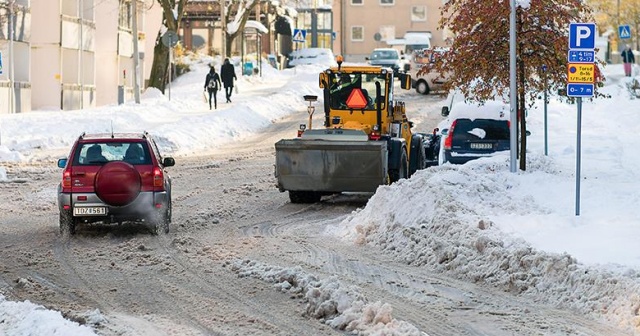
[59, 210, 76, 235]
[150, 202, 170, 235]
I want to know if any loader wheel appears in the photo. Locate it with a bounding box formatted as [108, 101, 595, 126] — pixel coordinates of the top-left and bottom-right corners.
[389, 150, 408, 183]
[289, 191, 321, 204]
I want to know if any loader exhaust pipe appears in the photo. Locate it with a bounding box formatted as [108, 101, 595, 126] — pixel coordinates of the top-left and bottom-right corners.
[375, 81, 382, 132]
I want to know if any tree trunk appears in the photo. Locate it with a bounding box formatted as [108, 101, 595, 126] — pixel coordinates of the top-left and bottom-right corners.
[518, 59, 527, 171]
[148, 33, 170, 92]
[226, 35, 233, 58]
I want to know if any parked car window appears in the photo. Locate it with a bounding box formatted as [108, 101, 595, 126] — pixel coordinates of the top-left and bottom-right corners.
[451, 119, 510, 141]
[370, 49, 399, 60]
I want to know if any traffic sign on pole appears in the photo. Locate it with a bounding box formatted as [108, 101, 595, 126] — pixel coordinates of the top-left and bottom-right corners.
[293, 29, 307, 43]
[619, 25, 631, 39]
[569, 23, 596, 50]
[568, 50, 595, 63]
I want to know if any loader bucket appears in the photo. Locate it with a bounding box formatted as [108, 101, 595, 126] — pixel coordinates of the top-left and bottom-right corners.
[275, 139, 388, 193]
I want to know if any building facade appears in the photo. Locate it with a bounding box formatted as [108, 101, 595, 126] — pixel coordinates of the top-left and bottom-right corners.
[0, 0, 161, 114]
[341, 0, 449, 62]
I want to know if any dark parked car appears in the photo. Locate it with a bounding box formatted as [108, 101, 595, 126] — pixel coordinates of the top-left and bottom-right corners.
[439, 101, 510, 165]
[366, 48, 406, 76]
[57, 132, 175, 235]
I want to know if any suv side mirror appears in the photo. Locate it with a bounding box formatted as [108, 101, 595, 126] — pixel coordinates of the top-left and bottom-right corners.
[163, 157, 175, 167]
[441, 106, 450, 117]
[57, 158, 68, 168]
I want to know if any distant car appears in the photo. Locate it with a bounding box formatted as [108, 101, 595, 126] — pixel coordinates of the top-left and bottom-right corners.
[438, 100, 510, 165]
[287, 48, 336, 68]
[366, 48, 405, 76]
[408, 47, 450, 95]
[56, 132, 175, 235]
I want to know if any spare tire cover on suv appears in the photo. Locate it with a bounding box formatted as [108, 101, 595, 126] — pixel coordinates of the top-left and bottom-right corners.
[95, 161, 142, 206]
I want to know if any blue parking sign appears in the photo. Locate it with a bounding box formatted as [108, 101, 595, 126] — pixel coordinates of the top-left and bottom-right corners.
[569, 23, 596, 49]
[0, 51, 3, 75]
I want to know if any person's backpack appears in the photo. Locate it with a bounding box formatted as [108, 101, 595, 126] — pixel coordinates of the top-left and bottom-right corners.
[207, 74, 218, 90]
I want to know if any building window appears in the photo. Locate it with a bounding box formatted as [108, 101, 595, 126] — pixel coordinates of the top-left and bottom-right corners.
[118, 1, 132, 30]
[351, 0, 363, 4]
[351, 26, 364, 42]
[411, 6, 426, 21]
[380, 0, 394, 5]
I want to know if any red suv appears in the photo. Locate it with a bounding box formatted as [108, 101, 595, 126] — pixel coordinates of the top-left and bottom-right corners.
[57, 132, 175, 235]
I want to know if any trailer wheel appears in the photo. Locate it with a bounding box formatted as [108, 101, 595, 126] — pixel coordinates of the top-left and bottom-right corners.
[389, 149, 408, 183]
[289, 191, 321, 204]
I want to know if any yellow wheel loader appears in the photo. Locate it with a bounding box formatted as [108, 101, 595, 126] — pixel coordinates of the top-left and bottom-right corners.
[275, 58, 431, 203]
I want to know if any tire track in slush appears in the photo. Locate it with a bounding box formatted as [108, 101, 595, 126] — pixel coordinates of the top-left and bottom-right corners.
[51, 234, 217, 335]
[237, 208, 471, 335]
[236, 208, 627, 336]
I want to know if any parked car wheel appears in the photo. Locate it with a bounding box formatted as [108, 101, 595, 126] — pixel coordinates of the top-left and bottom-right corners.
[416, 80, 430, 95]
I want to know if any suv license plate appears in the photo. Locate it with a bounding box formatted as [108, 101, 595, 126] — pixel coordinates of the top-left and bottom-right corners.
[74, 207, 107, 216]
[470, 143, 493, 150]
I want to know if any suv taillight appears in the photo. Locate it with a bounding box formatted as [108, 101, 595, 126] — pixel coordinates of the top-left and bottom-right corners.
[62, 169, 72, 188]
[444, 120, 457, 150]
[153, 167, 164, 189]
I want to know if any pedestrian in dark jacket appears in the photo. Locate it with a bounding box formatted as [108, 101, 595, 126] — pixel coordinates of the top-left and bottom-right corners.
[621, 45, 635, 77]
[204, 66, 222, 109]
[220, 58, 237, 103]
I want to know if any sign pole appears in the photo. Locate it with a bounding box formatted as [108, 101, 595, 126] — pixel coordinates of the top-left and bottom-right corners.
[543, 65, 548, 156]
[575, 97, 582, 216]
[567, 22, 596, 216]
[509, 0, 517, 172]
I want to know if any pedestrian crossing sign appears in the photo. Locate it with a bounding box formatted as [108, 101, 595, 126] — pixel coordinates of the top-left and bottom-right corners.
[619, 25, 631, 39]
[293, 29, 307, 43]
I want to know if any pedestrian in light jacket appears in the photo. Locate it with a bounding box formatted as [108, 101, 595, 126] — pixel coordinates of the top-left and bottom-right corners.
[220, 58, 237, 103]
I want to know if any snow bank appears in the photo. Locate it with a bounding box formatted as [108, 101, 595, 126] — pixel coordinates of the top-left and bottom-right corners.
[0, 295, 98, 335]
[329, 154, 640, 334]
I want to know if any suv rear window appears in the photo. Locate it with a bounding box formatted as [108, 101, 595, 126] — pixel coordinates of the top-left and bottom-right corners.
[452, 119, 509, 141]
[73, 142, 151, 165]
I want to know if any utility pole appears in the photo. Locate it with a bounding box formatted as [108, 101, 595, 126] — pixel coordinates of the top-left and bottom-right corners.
[79, 0, 84, 109]
[8, 0, 15, 114]
[132, 0, 141, 103]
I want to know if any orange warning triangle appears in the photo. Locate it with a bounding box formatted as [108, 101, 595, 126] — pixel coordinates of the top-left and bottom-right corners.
[346, 88, 368, 109]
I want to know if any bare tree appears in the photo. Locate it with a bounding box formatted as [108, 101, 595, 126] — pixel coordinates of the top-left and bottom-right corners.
[148, 0, 187, 92]
[222, 0, 261, 57]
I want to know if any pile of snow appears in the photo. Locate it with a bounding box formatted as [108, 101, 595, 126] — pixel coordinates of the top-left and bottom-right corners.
[328, 154, 640, 332]
[0, 295, 98, 335]
[229, 259, 424, 336]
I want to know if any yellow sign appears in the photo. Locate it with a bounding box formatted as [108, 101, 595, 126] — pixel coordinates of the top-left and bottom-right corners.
[567, 63, 595, 83]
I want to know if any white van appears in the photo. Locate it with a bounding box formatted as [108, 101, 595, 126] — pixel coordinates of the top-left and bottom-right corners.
[408, 47, 450, 95]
